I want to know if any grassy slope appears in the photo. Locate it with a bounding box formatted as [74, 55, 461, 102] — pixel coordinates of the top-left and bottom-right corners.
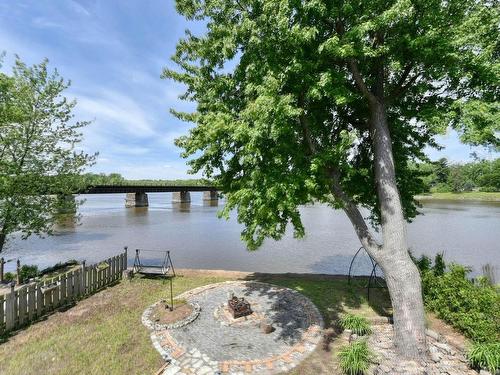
[0, 271, 392, 375]
[415, 191, 500, 202]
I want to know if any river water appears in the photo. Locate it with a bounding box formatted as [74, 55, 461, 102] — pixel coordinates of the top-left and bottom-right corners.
[2, 193, 499, 279]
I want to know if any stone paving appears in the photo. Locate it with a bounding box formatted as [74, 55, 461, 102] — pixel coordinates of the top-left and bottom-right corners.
[142, 281, 324, 375]
[364, 324, 481, 375]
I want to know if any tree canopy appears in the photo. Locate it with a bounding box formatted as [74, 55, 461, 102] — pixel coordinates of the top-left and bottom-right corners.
[166, 0, 499, 249]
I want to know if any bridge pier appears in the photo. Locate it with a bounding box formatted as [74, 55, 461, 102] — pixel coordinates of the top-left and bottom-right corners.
[56, 194, 76, 214]
[172, 191, 191, 203]
[203, 190, 218, 201]
[125, 192, 149, 207]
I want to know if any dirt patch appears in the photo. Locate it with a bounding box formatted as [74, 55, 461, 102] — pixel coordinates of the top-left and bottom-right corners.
[176, 268, 252, 279]
[427, 312, 470, 351]
[150, 301, 193, 325]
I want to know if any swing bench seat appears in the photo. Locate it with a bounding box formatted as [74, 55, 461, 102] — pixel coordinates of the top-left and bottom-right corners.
[133, 249, 176, 277]
[135, 266, 169, 275]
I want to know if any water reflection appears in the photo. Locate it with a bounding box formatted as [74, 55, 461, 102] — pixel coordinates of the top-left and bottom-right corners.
[172, 202, 191, 212]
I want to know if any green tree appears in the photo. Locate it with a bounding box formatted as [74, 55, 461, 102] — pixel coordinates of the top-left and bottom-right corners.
[477, 158, 500, 191]
[434, 158, 450, 185]
[0, 57, 95, 253]
[166, 0, 499, 357]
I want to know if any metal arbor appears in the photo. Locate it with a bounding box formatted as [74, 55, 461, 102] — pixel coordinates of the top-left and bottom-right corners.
[347, 247, 387, 300]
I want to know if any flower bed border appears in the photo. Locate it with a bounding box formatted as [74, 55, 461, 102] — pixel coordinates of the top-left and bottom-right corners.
[142, 300, 201, 330]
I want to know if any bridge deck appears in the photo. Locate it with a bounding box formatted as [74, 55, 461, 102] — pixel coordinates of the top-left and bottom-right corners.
[80, 185, 216, 194]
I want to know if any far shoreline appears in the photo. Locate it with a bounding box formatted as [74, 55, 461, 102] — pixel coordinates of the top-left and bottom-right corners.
[415, 192, 500, 202]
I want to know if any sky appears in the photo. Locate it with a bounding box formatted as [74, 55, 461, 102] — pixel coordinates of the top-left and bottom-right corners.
[0, 0, 497, 179]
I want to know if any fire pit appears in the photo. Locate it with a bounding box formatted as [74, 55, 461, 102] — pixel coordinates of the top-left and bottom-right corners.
[228, 295, 252, 319]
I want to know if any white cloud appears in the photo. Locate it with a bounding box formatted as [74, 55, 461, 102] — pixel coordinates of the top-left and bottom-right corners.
[76, 90, 156, 138]
[32, 17, 64, 29]
[68, 0, 91, 17]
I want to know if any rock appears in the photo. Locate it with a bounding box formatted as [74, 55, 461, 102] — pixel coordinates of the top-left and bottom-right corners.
[433, 342, 454, 355]
[479, 370, 492, 375]
[197, 366, 213, 375]
[378, 364, 392, 373]
[163, 365, 181, 375]
[260, 319, 275, 334]
[426, 329, 442, 342]
[429, 346, 442, 363]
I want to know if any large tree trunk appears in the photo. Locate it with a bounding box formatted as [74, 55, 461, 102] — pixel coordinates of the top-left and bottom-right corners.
[369, 100, 427, 358]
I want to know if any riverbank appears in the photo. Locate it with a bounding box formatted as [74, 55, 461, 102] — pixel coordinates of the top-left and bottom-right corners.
[415, 192, 500, 202]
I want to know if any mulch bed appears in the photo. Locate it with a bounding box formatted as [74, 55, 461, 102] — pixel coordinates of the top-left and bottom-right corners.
[150, 301, 193, 325]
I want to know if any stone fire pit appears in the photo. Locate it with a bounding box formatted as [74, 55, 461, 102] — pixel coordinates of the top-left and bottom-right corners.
[143, 281, 324, 375]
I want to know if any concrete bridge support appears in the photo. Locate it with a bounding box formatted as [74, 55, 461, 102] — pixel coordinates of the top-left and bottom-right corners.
[203, 190, 218, 201]
[172, 191, 191, 203]
[56, 194, 76, 214]
[125, 192, 149, 207]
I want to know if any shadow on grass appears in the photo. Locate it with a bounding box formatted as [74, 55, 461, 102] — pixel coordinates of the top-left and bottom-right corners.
[242, 273, 392, 331]
[238, 273, 391, 351]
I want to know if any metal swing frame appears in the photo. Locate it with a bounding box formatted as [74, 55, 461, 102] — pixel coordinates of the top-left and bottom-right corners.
[133, 249, 176, 277]
[348, 246, 387, 300]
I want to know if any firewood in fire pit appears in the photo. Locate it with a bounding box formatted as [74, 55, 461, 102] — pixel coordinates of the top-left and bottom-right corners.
[228, 296, 252, 318]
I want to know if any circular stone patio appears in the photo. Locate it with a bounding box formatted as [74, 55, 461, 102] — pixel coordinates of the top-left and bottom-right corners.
[142, 281, 324, 375]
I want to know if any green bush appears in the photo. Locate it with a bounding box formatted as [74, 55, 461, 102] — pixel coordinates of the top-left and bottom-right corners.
[433, 253, 445, 276]
[338, 340, 373, 375]
[422, 264, 500, 344]
[467, 342, 500, 373]
[1, 265, 39, 284]
[18, 264, 39, 282]
[39, 259, 78, 277]
[338, 314, 372, 336]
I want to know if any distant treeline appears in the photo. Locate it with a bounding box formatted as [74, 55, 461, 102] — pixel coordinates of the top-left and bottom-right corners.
[82, 173, 209, 187]
[83, 158, 498, 193]
[416, 158, 499, 193]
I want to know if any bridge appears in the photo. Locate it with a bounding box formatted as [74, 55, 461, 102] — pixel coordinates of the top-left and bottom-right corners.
[78, 185, 219, 207]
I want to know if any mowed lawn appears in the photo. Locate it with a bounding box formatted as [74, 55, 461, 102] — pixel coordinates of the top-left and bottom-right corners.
[0, 270, 392, 375]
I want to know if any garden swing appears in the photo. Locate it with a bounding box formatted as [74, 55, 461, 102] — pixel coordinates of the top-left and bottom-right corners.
[133, 249, 176, 277]
[133, 249, 176, 312]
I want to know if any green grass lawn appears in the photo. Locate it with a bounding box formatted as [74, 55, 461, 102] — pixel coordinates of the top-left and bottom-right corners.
[0, 270, 392, 375]
[415, 191, 500, 202]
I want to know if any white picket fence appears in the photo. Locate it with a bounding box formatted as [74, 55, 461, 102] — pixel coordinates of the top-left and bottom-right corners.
[0, 249, 127, 335]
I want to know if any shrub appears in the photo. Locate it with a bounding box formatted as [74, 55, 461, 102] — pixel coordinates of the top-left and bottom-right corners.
[416, 255, 432, 273]
[18, 264, 39, 282]
[467, 342, 500, 373]
[338, 340, 373, 375]
[39, 260, 78, 277]
[422, 264, 500, 343]
[410, 252, 441, 275]
[433, 253, 446, 276]
[1, 265, 38, 284]
[338, 314, 372, 336]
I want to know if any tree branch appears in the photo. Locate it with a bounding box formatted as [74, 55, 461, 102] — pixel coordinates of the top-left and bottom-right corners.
[348, 59, 377, 104]
[328, 167, 381, 253]
[298, 92, 317, 155]
[387, 67, 421, 103]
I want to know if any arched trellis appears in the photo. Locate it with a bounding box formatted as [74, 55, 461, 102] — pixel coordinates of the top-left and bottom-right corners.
[347, 247, 387, 300]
